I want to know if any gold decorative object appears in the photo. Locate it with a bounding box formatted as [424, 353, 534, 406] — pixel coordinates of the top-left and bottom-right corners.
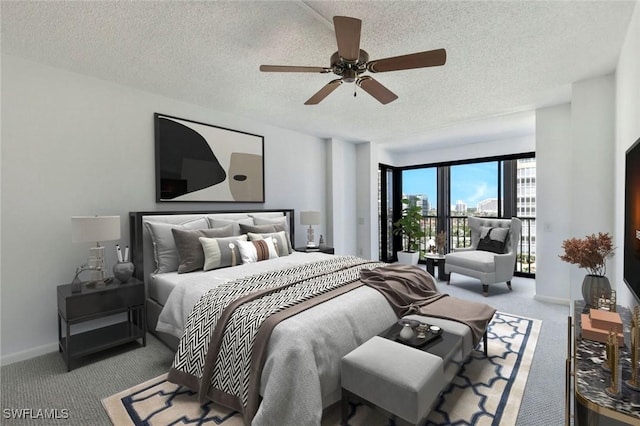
[605, 329, 621, 397]
[625, 306, 640, 390]
[602, 342, 611, 372]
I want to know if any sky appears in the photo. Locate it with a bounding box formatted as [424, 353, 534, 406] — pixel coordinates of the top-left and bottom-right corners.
[402, 162, 499, 209]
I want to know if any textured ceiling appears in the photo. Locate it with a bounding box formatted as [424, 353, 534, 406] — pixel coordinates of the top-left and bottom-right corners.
[1, 1, 636, 151]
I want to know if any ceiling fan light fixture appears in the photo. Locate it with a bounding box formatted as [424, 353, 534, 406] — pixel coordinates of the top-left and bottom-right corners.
[343, 68, 357, 83]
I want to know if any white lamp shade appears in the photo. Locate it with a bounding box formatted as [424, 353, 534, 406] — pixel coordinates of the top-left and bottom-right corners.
[300, 211, 321, 226]
[71, 216, 121, 243]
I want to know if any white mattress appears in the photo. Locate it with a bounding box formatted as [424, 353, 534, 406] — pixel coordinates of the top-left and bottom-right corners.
[153, 251, 334, 337]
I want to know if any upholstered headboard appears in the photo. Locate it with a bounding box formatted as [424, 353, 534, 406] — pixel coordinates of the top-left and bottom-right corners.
[129, 209, 295, 286]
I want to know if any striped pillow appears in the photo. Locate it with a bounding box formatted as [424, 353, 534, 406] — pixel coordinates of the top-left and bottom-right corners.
[199, 235, 248, 271]
[247, 231, 290, 257]
[237, 239, 278, 264]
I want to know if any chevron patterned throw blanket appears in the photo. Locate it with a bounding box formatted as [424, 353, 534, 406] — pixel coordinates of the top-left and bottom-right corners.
[168, 256, 386, 425]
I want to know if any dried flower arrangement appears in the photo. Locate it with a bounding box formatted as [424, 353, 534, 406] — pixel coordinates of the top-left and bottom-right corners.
[435, 230, 446, 254]
[559, 232, 614, 276]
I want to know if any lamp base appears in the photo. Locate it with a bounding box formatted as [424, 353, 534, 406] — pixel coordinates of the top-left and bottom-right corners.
[306, 225, 316, 248]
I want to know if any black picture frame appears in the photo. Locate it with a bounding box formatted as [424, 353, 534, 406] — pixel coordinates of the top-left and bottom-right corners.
[154, 113, 265, 203]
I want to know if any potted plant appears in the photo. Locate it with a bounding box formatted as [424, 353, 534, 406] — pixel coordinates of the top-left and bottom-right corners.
[559, 232, 615, 305]
[393, 199, 426, 265]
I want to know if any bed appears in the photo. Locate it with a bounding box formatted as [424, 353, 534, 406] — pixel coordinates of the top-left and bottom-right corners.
[129, 209, 400, 425]
[129, 209, 494, 426]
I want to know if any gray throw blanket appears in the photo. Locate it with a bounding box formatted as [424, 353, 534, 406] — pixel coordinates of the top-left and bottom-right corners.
[360, 263, 496, 345]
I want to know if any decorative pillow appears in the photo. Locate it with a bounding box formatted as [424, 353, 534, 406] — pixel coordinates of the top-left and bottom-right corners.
[477, 226, 510, 254]
[200, 235, 248, 271]
[237, 239, 279, 264]
[247, 231, 290, 257]
[172, 225, 234, 273]
[252, 216, 293, 254]
[207, 217, 254, 235]
[239, 223, 280, 234]
[145, 218, 208, 273]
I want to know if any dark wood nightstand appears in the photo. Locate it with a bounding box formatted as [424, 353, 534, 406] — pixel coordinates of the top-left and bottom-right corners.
[295, 246, 335, 254]
[57, 277, 146, 371]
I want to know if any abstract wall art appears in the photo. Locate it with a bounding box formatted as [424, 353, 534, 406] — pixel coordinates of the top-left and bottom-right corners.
[154, 113, 264, 202]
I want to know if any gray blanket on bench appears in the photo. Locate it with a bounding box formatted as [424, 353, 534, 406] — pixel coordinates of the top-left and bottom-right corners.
[360, 264, 496, 345]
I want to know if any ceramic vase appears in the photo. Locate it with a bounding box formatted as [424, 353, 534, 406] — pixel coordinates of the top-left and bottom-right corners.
[113, 261, 134, 283]
[582, 275, 611, 306]
[397, 251, 419, 265]
[400, 323, 414, 340]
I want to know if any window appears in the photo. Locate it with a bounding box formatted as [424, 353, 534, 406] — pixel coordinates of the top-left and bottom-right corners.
[450, 162, 499, 217]
[378, 152, 536, 276]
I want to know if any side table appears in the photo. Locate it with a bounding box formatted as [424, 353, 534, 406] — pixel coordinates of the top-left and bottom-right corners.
[295, 246, 335, 254]
[424, 253, 449, 281]
[57, 277, 146, 371]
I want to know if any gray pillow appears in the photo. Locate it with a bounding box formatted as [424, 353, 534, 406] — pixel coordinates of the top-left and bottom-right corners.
[248, 231, 290, 257]
[145, 218, 208, 274]
[477, 226, 510, 254]
[239, 223, 280, 234]
[252, 216, 292, 254]
[200, 235, 248, 271]
[207, 217, 254, 235]
[172, 225, 234, 273]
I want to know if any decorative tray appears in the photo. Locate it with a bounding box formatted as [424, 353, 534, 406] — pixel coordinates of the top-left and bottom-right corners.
[380, 319, 443, 349]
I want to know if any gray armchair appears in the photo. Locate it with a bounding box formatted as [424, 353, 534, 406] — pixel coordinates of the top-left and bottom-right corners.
[445, 217, 522, 296]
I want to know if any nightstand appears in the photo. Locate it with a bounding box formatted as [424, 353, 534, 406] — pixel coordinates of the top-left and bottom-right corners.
[57, 277, 146, 371]
[295, 246, 335, 254]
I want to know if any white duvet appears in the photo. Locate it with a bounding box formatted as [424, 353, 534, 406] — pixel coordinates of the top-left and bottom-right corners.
[155, 253, 397, 426]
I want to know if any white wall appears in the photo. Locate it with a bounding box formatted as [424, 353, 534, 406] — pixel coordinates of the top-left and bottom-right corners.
[535, 104, 573, 303]
[355, 142, 380, 260]
[615, 0, 640, 308]
[0, 55, 329, 364]
[390, 135, 535, 167]
[568, 75, 616, 301]
[327, 138, 358, 255]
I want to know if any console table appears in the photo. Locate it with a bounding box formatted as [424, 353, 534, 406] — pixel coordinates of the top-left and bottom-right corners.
[571, 301, 640, 425]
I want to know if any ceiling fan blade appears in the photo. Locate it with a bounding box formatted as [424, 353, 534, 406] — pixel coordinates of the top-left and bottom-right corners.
[304, 79, 343, 105]
[356, 76, 398, 105]
[367, 48, 447, 73]
[333, 16, 361, 62]
[260, 65, 330, 73]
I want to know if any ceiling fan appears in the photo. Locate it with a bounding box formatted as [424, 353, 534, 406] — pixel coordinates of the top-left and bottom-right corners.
[259, 16, 446, 105]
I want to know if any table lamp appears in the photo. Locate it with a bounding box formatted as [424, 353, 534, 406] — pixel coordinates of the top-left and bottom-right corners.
[300, 211, 321, 248]
[71, 215, 121, 292]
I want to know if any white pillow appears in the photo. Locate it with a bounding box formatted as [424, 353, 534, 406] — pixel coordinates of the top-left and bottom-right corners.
[144, 217, 208, 273]
[237, 238, 279, 264]
[207, 217, 254, 235]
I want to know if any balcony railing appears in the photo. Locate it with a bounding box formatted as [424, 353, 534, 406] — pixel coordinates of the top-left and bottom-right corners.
[398, 215, 536, 277]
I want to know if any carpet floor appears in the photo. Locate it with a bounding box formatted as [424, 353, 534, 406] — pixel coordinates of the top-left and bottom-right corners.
[103, 312, 540, 426]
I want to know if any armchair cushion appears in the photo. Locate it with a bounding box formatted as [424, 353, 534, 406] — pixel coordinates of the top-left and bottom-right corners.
[477, 226, 510, 254]
[446, 250, 497, 273]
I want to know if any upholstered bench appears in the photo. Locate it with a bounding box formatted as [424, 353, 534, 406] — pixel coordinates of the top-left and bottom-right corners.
[341, 316, 485, 425]
[341, 336, 446, 426]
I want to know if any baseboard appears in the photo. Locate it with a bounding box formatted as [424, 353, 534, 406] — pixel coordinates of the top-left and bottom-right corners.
[534, 293, 571, 306]
[1, 342, 58, 367]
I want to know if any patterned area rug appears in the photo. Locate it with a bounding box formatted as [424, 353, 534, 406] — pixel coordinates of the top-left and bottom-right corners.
[102, 312, 540, 426]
